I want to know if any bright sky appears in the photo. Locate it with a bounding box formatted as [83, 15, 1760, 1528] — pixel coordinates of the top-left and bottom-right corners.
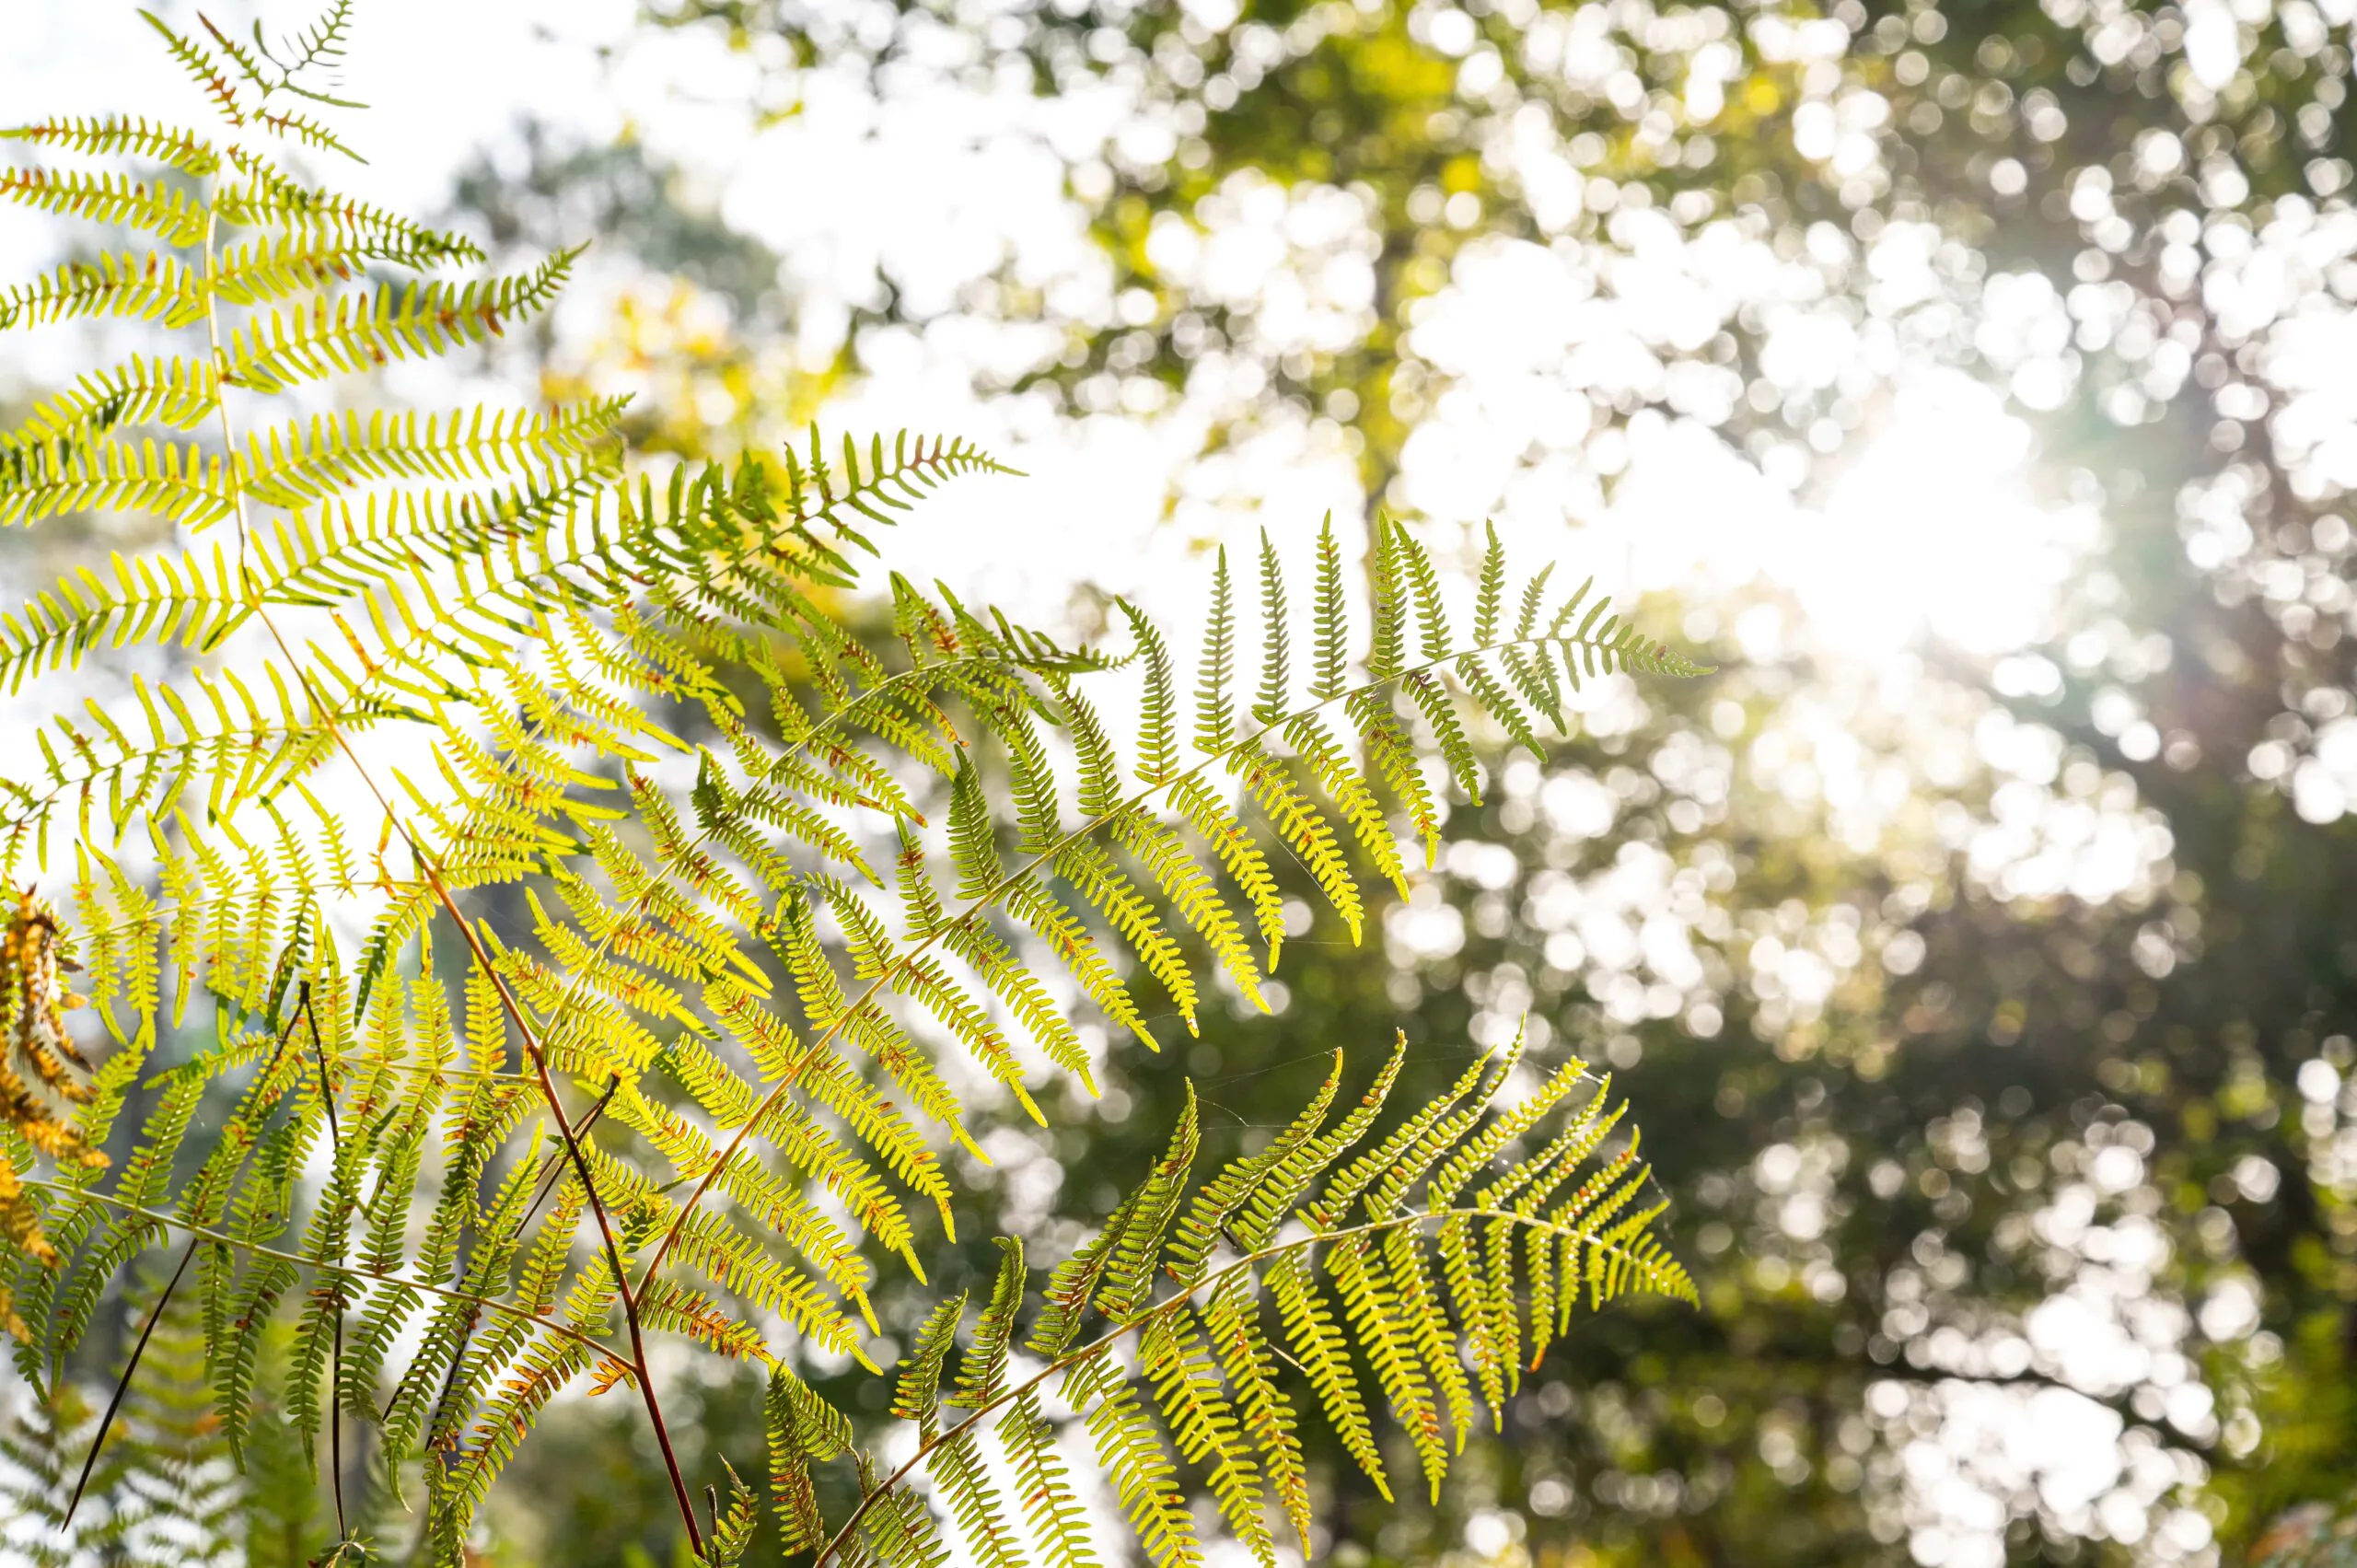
[2, 0, 2098, 664]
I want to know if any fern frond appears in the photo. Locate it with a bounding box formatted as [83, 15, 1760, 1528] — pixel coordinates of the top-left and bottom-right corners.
[235, 401, 625, 508]
[0, 434, 232, 530]
[1471, 521, 1507, 646]
[625, 514, 1701, 1326]
[138, 11, 249, 125]
[1194, 548, 1237, 754]
[1120, 602, 1181, 788]
[767, 1364, 851, 1550]
[0, 21, 1716, 1550]
[261, 0, 358, 82]
[0, 115, 217, 175]
[0, 168, 207, 246]
[1251, 529, 1292, 723]
[217, 250, 577, 393]
[795, 1037, 1689, 1567]
[212, 229, 486, 305]
[0, 251, 208, 332]
[1, 671, 347, 871]
[1310, 515, 1348, 700]
[0, 356, 218, 449]
[254, 104, 363, 162]
[214, 153, 482, 263]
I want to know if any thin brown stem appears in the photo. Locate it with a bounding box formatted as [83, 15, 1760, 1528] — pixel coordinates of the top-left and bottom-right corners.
[61, 986, 326, 1526]
[330, 1310, 347, 1537]
[520, 1072, 621, 1230]
[308, 982, 347, 1542]
[403, 852, 708, 1558]
[194, 145, 706, 1556]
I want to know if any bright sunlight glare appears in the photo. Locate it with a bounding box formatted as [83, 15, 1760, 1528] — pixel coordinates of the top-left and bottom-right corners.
[1801, 375, 2096, 657]
[1596, 368, 2094, 668]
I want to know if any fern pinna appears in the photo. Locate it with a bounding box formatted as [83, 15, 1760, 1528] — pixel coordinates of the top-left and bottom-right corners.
[0, 6, 1706, 1563]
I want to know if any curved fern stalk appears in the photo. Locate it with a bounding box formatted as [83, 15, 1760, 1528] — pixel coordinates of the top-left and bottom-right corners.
[785, 1033, 1692, 1568]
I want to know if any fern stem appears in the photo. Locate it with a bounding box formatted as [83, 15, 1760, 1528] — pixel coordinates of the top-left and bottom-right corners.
[519, 1072, 621, 1229]
[66, 980, 319, 1526]
[63, 1233, 197, 1527]
[307, 982, 348, 1543]
[635, 624, 1644, 1295]
[17, 1178, 631, 1370]
[400, 850, 711, 1558]
[189, 141, 709, 1554]
[320, 1051, 537, 1086]
[809, 1202, 1681, 1568]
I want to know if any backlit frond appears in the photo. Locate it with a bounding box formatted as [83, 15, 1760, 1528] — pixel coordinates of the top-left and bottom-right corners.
[793, 1037, 1689, 1566]
[216, 251, 577, 394]
[0, 116, 218, 177]
[0, 167, 208, 246]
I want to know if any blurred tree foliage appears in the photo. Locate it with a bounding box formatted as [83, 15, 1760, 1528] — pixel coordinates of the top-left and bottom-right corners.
[443, 0, 2357, 1562]
[443, 122, 839, 459]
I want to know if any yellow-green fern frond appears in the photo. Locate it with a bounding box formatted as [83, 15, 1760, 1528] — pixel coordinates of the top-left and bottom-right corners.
[0, 17, 1718, 1554]
[217, 250, 576, 393]
[139, 11, 250, 126]
[0, 355, 218, 448]
[0, 167, 208, 246]
[0, 252, 207, 332]
[234, 401, 625, 508]
[0, 434, 232, 530]
[0, 545, 240, 693]
[783, 1034, 1688, 1567]
[2, 671, 346, 870]
[0, 115, 218, 177]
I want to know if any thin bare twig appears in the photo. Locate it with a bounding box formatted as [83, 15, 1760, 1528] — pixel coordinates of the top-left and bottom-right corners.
[63, 1236, 197, 1527]
[306, 982, 348, 1542]
[64, 988, 320, 1528]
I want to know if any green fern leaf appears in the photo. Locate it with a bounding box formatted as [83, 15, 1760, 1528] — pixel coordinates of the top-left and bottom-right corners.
[1310, 515, 1348, 701]
[1123, 602, 1181, 786]
[0, 252, 207, 332]
[1471, 522, 1506, 645]
[1193, 547, 1237, 754]
[0, 115, 217, 175]
[0, 435, 233, 529]
[1252, 528, 1292, 724]
[217, 250, 575, 394]
[0, 168, 207, 246]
